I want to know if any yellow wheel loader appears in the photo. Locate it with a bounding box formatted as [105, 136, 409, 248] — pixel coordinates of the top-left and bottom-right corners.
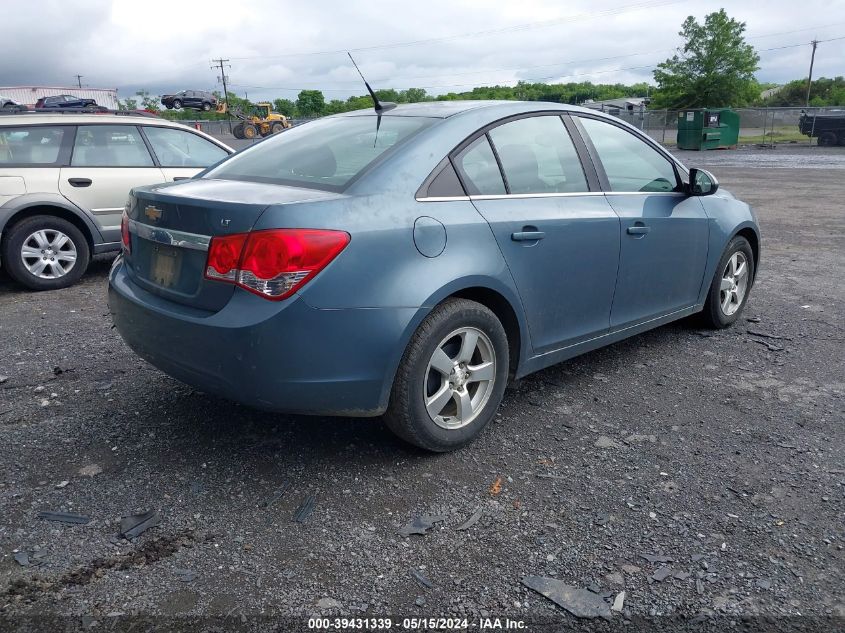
[215, 102, 292, 139]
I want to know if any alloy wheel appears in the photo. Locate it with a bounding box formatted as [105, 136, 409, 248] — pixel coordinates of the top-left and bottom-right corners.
[423, 327, 496, 430]
[20, 229, 77, 279]
[719, 251, 749, 316]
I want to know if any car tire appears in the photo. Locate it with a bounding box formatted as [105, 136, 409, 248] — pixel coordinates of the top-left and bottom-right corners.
[701, 235, 755, 328]
[1, 215, 90, 291]
[243, 124, 258, 139]
[384, 298, 509, 452]
[202, 102, 211, 112]
[172, 99, 182, 109]
[818, 131, 837, 146]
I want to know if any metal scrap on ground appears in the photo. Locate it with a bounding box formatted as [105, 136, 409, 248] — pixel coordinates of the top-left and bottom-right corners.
[292, 495, 316, 523]
[398, 514, 446, 537]
[119, 510, 161, 539]
[37, 511, 91, 525]
[410, 568, 433, 588]
[456, 507, 483, 531]
[522, 576, 612, 619]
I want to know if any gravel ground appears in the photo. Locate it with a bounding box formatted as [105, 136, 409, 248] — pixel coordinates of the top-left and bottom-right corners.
[0, 148, 843, 632]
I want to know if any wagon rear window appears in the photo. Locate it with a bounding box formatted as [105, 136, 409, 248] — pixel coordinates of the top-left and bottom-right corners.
[205, 115, 433, 191]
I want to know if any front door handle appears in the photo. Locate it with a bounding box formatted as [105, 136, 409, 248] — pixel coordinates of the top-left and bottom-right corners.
[627, 225, 650, 236]
[511, 231, 546, 241]
[67, 177, 92, 187]
[173, 176, 190, 181]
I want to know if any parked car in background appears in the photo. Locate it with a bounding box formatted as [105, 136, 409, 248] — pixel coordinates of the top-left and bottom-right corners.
[1, 95, 22, 110]
[161, 90, 217, 112]
[109, 100, 761, 452]
[0, 111, 232, 290]
[35, 95, 99, 109]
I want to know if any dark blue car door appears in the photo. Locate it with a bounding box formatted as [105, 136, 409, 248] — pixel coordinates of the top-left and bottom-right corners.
[575, 116, 709, 329]
[455, 114, 621, 354]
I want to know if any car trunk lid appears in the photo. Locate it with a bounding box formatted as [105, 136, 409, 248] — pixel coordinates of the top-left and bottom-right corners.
[124, 178, 340, 312]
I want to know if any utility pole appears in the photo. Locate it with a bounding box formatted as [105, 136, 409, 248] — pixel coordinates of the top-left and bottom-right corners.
[75, 74, 83, 89]
[805, 39, 818, 107]
[211, 57, 232, 133]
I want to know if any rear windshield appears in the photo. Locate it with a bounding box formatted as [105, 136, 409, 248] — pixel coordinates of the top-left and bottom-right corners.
[205, 115, 433, 191]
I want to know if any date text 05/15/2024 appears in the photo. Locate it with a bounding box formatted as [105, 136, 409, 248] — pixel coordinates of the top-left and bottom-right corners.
[306, 617, 527, 630]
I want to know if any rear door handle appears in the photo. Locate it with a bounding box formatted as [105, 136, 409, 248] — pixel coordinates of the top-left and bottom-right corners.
[173, 176, 191, 181]
[511, 231, 546, 241]
[627, 225, 650, 235]
[67, 178, 92, 187]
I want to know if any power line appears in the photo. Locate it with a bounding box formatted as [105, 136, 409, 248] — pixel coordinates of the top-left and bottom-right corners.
[226, 33, 845, 94]
[227, 0, 687, 60]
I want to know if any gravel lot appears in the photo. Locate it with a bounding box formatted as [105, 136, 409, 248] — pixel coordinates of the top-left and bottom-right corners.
[1, 147, 843, 632]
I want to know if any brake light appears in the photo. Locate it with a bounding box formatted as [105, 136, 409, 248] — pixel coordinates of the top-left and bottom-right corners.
[204, 229, 349, 300]
[121, 211, 131, 254]
[205, 233, 247, 281]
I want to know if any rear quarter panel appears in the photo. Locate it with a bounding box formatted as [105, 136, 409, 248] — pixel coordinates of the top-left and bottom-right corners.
[252, 192, 530, 408]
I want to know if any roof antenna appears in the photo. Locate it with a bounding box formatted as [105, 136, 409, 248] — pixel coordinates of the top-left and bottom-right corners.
[347, 52, 396, 112]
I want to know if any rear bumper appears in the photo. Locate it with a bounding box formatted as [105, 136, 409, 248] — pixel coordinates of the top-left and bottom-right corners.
[108, 258, 417, 416]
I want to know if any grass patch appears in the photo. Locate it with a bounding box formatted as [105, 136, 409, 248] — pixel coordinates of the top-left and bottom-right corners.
[739, 127, 812, 145]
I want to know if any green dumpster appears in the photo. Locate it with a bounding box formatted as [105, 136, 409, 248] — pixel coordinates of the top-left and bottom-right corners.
[677, 108, 740, 150]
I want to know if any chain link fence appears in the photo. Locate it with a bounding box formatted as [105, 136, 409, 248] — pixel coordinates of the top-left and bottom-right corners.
[603, 106, 844, 147]
[183, 107, 844, 148]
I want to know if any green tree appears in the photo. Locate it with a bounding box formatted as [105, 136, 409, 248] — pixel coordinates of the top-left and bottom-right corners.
[118, 97, 138, 111]
[651, 9, 760, 108]
[135, 90, 160, 112]
[760, 76, 845, 107]
[400, 87, 429, 103]
[296, 90, 326, 117]
[273, 98, 296, 116]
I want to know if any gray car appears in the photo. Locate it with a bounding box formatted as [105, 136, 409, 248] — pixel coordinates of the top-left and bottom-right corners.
[0, 111, 232, 289]
[109, 100, 760, 451]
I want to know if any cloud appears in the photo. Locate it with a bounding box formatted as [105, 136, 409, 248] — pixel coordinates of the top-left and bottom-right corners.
[2, 0, 844, 101]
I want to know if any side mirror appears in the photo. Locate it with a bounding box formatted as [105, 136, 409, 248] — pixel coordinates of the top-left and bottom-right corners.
[688, 168, 719, 196]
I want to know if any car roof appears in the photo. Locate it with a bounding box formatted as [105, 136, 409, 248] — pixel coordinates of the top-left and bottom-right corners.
[0, 113, 234, 150]
[0, 113, 192, 128]
[336, 100, 594, 119]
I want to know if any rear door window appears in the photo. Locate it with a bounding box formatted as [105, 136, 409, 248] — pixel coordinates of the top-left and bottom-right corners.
[453, 135, 506, 195]
[488, 116, 588, 194]
[0, 126, 70, 165]
[71, 125, 154, 167]
[143, 127, 228, 167]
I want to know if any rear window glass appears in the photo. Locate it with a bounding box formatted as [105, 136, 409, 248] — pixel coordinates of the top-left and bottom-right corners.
[0, 126, 68, 165]
[205, 115, 433, 191]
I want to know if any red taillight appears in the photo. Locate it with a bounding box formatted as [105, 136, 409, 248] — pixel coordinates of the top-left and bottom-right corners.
[205, 232, 247, 281]
[204, 229, 349, 300]
[121, 211, 131, 254]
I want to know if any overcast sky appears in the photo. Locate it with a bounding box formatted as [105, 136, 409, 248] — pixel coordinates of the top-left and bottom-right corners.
[2, 0, 844, 102]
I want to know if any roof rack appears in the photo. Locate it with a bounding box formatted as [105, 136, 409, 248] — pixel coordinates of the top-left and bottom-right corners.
[0, 107, 161, 118]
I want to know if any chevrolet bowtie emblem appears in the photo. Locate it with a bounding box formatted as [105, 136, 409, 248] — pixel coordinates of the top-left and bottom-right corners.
[144, 205, 162, 222]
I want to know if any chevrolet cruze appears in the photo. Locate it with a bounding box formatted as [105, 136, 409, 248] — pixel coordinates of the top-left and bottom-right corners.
[109, 101, 760, 451]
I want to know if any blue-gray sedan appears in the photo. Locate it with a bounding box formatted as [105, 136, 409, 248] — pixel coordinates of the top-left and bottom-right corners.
[109, 101, 760, 451]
